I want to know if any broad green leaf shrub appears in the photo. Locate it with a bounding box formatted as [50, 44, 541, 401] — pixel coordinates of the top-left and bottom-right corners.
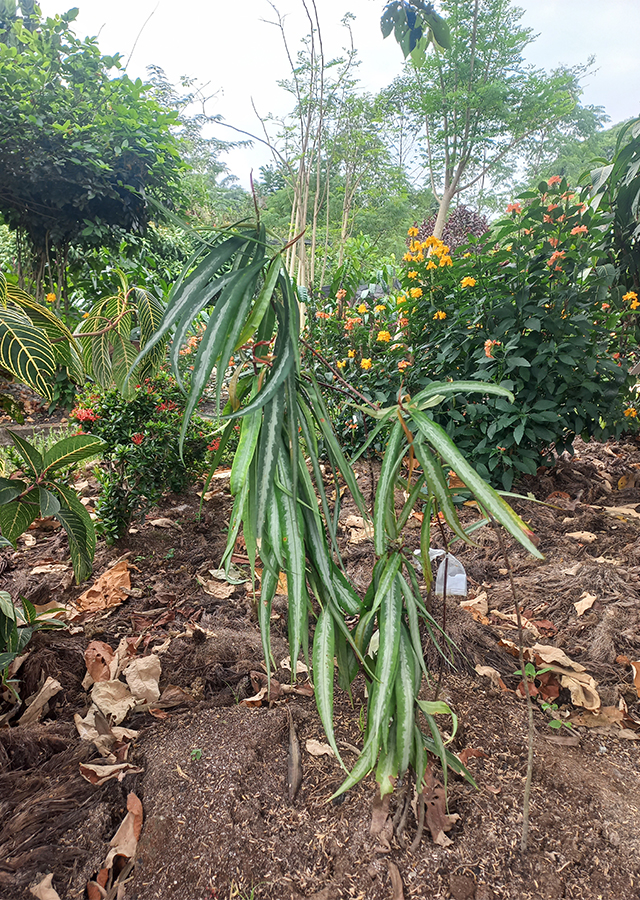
[132, 224, 541, 801]
[401, 177, 637, 488]
[0, 273, 84, 403]
[0, 430, 104, 581]
[0, 591, 64, 700]
[71, 372, 219, 543]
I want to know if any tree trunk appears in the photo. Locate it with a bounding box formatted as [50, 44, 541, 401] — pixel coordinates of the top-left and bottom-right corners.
[432, 186, 456, 239]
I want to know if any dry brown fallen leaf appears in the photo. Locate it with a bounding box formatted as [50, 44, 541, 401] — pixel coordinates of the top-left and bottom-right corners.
[562, 563, 582, 576]
[500, 640, 601, 710]
[29, 563, 69, 575]
[74, 559, 131, 615]
[198, 575, 236, 599]
[631, 661, 640, 696]
[149, 517, 178, 528]
[566, 531, 597, 543]
[461, 591, 488, 616]
[91, 680, 137, 725]
[276, 571, 289, 595]
[306, 739, 335, 758]
[387, 861, 405, 900]
[124, 655, 161, 704]
[79, 761, 143, 785]
[18, 676, 62, 726]
[475, 665, 509, 692]
[29, 874, 61, 900]
[574, 592, 597, 616]
[104, 792, 143, 869]
[85, 640, 117, 683]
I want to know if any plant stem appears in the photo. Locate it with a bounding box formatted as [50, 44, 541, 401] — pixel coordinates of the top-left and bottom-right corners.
[300, 338, 379, 410]
[491, 517, 535, 852]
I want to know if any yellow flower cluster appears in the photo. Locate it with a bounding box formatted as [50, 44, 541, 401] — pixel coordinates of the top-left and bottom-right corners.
[45, 292, 56, 303]
[623, 291, 639, 310]
[461, 277, 476, 288]
[404, 234, 452, 268]
[361, 358, 372, 370]
[377, 330, 391, 343]
[433, 311, 447, 321]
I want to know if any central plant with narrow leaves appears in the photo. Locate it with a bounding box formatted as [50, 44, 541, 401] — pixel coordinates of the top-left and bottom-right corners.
[134, 224, 542, 799]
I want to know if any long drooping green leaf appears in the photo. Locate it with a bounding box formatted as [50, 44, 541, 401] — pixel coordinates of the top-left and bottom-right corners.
[131, 233, 249, 365]
[304, 377, 369, 521]
[410, 409, 542, 558]
[277, 448, 308, 675]
[376, 724, 398, 797]
[394, 626, 417, 778]
[235, 255, 282, 350]
[227, 282, 296, 421]
[255, 391, 285, 541]
[180, 260, 267, 446]
[230, 393, 262, 496]
[412, 439, 470, 545]
[373, 420, 405, 555]
[410, 380, 514, 410]
[257, 541, 279, 686]
[367, 574, 402, 747]
[312, 607, 345, 769]
[296, 395, 342, 563]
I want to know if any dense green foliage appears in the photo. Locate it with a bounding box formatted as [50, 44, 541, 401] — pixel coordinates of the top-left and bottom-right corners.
[71, 373, 216, 543]
[131, 223, 540, 799]
[0, 429, 104, 580]
[0, 5, 185, 293]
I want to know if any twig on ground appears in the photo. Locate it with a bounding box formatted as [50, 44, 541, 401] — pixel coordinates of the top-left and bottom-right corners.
[490, 517, 535, 852]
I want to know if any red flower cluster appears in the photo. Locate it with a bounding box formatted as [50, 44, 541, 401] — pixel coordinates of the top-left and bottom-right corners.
[207, 439, 220, 452]
[131, 433, 144, 445]
[71, 407, 99, 423]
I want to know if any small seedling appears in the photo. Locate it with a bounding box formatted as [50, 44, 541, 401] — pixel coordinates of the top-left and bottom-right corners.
[540, 700, 574, 731]
[164, 548, 175, 560]
[190, 748, 203, 761]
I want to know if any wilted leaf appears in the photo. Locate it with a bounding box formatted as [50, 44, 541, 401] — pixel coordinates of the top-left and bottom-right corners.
[458, 748, 488, 766]
[149, 517, 176, 529]
[562, 563, 582, 576]
[424, 779, 460, 846]
[461, 590, 488, 616]
[198, 577, 235, 598]
[574, 592, 597, 616]
[370, 791, 391, 836]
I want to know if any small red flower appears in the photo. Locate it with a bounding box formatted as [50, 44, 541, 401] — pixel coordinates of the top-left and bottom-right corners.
[131, 433, 144, 445]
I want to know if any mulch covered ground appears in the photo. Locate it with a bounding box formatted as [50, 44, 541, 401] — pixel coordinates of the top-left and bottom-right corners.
[1, 434, 640, 900]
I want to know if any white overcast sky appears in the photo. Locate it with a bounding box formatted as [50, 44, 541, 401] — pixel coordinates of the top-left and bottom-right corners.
[39, 0, 640, 185]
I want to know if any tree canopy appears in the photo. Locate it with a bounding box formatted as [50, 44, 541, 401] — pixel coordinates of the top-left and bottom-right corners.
[387, 0, 597, 235]
[0, 4, 185, 291]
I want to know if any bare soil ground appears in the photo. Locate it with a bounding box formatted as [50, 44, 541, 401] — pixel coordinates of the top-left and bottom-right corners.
[2, 435, 640, 900]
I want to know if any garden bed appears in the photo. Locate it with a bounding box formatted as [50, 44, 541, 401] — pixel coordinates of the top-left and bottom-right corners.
[1, 437, 640, 900]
